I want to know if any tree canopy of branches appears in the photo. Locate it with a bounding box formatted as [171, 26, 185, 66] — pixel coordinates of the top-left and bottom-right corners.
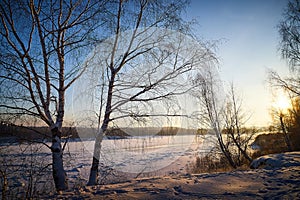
[279, 0, 300, 70]
[193, 70, 254, 168]
[222, 84, 253, 165]
[268, 0, 300, 104]
[0, 0, 105, 191]
[268, 0, 300, 152]
[193, 70, 236, 168]
[70, 0, 217, 185]
[269, 0, 300, 99]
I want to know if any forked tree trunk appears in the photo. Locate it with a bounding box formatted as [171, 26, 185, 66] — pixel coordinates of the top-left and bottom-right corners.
[214, 128, 237, 169]
[217, 137, 237, 168]
[51, 127, 67, 191]
[230, 132, 253, 162]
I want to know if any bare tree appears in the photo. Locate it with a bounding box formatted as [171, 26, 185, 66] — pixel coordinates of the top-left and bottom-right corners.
[71, 0, 217, 185]
[194, 75, 256, 168]
[268, 70, 300, 96]
[267, 0, 300, 151]
[0, 0, 106, 191]
[269, 89, 300, 151]
[268, 0, 300, 100]
[269, 0, 300, 101]
[222, 84, 254, 165]
[193, 69, 237, 168]
[279, 0, 300, 70]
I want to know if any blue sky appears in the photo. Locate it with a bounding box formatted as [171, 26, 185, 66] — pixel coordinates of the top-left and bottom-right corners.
[185, 0, 290, 126]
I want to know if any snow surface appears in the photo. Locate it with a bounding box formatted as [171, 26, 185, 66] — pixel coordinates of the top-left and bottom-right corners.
[250, 151, 300, 169]
[0, 134, 216, 197]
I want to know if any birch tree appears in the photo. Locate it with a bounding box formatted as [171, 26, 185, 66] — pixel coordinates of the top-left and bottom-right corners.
[279, 0, 300, 70]
[268, 0, 300, 150]
[71, 0, 217, 185]
[0, 0, 105, 191]
[268, 0, 300, 97]
[194, 71, 256, 168]
[222, 84, 254, 165]
[193, 70, 237, 168]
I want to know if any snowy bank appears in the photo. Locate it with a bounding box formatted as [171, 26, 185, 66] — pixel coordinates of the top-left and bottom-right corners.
[250, 151, 300, 169]
[47, 152, 300, 199]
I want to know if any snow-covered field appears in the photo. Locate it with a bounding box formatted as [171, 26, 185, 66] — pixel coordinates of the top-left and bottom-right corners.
[52, 152, 300, 199]
[2, 134, 300, 199]
[0, 134, 217, 197]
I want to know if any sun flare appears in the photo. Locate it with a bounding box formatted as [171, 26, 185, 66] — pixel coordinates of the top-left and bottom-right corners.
[274, 95, 291, 111]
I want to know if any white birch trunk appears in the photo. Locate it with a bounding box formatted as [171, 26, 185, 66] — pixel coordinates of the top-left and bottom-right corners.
[51, 127, 67, 191]
[87, 129, 104, 185]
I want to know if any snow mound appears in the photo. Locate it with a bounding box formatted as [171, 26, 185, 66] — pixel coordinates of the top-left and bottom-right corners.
[250, 151, 300, 169]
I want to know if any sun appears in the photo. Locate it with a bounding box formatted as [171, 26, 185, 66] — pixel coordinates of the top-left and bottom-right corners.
[274, 95, 291, 111]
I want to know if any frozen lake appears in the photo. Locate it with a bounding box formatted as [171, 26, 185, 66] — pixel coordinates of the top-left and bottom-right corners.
[0, 134, 217, 196]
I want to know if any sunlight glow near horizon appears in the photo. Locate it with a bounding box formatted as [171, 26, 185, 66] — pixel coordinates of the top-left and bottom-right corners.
[186, 0, 290, 127]
[273, 93, 292, 113]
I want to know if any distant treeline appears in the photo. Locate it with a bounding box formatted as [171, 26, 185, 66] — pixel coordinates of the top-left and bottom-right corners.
[0, 122, 78, 142]
[0, 122, 198, 143]
[0, 123, 129, 141]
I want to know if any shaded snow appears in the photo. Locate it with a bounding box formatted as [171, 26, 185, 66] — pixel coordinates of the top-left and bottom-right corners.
[250, 151, 300, 169]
